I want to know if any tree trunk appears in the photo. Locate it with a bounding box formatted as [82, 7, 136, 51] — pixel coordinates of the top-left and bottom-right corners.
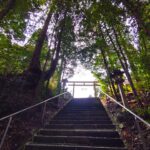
[44, 10, 67, 81]
[104, 24, 143, 107]
[99, 27, 119, 100]
[56, 56, 64, 94]
[0, 0, 15, 20]
[112, 27, 143, 101]
[23, 10, 52, 90]
[28, 11, 52, 72]
[42, 13, 59, 72]
[100, 47, 119, 100]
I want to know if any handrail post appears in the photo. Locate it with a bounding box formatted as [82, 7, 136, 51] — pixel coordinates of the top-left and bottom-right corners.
[0, 116, 12, 150]
[73, 82, 75, 97]
[94, 82, 96, 97]
[41, 102, 47, 126]
[135, 117, 147, 150]
[118, 83, 129, 108]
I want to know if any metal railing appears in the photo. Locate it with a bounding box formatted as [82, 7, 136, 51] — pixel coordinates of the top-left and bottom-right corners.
[99, 89, 150, 150]
[0, 92, 72, 150]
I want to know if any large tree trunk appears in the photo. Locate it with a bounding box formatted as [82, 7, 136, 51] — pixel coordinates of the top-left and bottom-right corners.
[28, 11, 52, 72]
[44, 10, 67, 81]
[0, 0, 15, 20]
[42, 13, 59, 72]
[56, 56, 64, 94]
[34, 11, 66, 97]
[23, 11, 52, 90]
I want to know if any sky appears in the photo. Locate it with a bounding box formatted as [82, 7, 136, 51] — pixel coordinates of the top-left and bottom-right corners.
[66, 65, 96, 98]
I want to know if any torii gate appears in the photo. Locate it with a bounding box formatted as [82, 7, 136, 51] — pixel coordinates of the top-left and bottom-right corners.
[66, 81, 100, 97]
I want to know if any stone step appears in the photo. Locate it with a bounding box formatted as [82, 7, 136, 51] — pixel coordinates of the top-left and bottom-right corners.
[65, 105, 101, 107]
[61, 108, 105, 110]
[66, 104, 101, 106]
[39, 129, 120, 138]
[67, 102, 100, 105]
[24, 98, 127, 150]
[59, 110, 107, 112]
[64, 105, 102, 107]
[63, 109, 104, 112]
[45, 124, 115, 129]
[58, 112, 107, 115]
[60, 110, 107, 114]
[26, 143, 127, 150]
[75, 103, 100, 105]
[57, 111, 107, 115]
[33, 135, 124, 147]
[52, 117, 111, 121]
[54, 116, 110, 120]
[56, 115, 108, 118]
[57, 114, 107, 118]
[49, 120, 112, 124]
[68, 101, 99, 103]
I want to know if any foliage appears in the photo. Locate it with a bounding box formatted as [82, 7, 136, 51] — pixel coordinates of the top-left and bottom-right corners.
[0, 2, 150, 149]
[48, 71, 59, 95]
[135, 107, 150, 122]
[0, 34, 32, 74]
[0, 0, 149, 102]
[0, 0, 47, 40]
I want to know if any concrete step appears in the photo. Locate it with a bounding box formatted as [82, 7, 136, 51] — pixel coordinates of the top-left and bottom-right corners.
[57, 113, 107, 117]
[54, 116, 110, 120]
[66, 105, 101, 107]
[24, 98, 127, 150]
[33, 135, 125, 147]
[67, 101, 99, 103]
[58, 112, 107, 115]
[56, 115, 108, 118]
[64, 106, 102, 108]
[69, 104, 100, 106]
[63, 109, 103, 111]
[61, 108, 106, 111]
[26, 143, 127, 150]
[60, 111, 106, 114]
[49, 120, 112, 124]
[52, 117, 111, 121]
[39, 129, 120, 138]
[45, 124, 115, 129]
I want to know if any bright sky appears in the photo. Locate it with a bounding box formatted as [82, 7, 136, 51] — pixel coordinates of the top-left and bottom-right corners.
[66, 65, 96, 98]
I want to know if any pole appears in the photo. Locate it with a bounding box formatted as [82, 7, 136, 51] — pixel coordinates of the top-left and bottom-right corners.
[118, 83, 129, 108]
[94, 82, 96, 97]
[73, 82, 75, 97]
[0, 116, 12, 150]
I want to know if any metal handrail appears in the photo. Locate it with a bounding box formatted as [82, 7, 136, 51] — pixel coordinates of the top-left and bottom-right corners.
[0, 92, 68, 121]
[0, 91, 70, 150]
[100, 90, 150, 128]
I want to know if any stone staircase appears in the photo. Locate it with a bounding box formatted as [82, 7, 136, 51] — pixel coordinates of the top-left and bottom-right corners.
[25, 98, 127, 150]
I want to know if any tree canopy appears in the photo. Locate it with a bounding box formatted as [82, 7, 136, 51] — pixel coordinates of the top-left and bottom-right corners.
[0, 0, 150, 98]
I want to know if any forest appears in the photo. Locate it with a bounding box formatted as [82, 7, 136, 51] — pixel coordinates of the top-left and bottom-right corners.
[0, 0, 149, 116]
[0, 0, 150, 149]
